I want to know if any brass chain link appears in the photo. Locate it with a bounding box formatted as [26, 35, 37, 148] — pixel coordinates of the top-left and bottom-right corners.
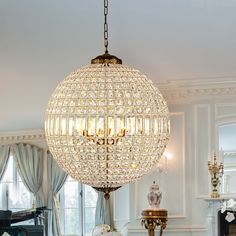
[104, 0, 109, 53]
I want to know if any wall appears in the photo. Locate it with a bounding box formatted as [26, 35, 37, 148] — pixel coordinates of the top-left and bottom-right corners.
[113, 77, 236, 236]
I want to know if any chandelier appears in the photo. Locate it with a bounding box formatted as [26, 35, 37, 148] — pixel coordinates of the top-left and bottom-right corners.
[45, 0, 170, 198]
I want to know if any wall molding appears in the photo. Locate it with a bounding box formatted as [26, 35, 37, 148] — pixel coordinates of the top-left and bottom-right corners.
[0, 129, 45, 144]
[128, 224, 207, 233]
[194, 104, 211, 197]
[113, 187, 130, 222]
[157, 77, 236, 104]
[170, 112, 186, 219]
[113, 219, 130, 232]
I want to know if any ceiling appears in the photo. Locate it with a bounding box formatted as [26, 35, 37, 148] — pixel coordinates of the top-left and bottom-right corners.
[1, 0, 236, 132]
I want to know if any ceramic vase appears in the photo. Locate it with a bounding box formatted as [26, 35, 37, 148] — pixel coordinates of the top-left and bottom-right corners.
[147, 181, 162, 209]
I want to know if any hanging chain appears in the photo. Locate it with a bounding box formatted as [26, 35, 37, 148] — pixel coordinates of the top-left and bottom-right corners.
[92, 0, 122, 64]
[104, 0, 109, 53]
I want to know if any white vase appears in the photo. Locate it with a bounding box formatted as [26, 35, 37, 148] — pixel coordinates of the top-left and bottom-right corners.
[147, 181, 162, 209]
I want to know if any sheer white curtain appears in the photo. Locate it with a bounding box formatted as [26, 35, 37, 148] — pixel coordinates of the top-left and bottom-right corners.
[47, 152, 68, 236]
[95, 192, 111, 226]
[0, 145, 10, 181]
[11, 143, 44, 207]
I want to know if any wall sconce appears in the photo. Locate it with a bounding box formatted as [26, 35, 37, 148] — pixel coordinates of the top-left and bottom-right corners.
[157, 151, 173, 174]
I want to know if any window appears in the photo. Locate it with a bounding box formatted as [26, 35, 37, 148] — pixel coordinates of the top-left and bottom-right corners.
[0, 155, 33, 222]
[219, 123, 236, 193]
[60, 176, 98, 236]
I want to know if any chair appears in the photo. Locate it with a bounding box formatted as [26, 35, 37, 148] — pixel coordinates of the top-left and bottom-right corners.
[92, 224, 122, 236]
[92, 224, 111, 236]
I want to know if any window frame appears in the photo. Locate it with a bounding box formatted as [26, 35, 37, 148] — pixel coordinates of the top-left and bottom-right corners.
[59, 178, 97, 236]
[0, 154, 34, 212]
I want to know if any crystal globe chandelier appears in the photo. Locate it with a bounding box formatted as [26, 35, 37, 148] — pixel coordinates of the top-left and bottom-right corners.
[45, 0, 170, 198]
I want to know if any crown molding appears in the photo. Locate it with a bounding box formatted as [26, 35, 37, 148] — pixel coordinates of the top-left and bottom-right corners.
[0, 129, 45, 144]
[157, 76, 236, 104]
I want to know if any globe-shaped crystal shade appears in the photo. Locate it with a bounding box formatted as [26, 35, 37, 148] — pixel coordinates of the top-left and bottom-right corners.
[45, 63, 170, 188]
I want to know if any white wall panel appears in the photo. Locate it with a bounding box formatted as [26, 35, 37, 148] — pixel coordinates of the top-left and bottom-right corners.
[113, 184, 130, 222]
[194, 104, 211, 197]
[128, 224, 206, 236]
[134, 113, 186, 219]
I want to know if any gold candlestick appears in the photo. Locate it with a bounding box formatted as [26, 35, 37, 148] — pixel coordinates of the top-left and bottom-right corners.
[208, 153, 224, 198]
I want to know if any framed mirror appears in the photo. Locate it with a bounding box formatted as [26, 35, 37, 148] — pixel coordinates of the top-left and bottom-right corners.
[219, 123, 236, 194]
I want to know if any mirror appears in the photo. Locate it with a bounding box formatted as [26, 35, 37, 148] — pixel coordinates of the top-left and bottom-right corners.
[219, 123, 236, 194]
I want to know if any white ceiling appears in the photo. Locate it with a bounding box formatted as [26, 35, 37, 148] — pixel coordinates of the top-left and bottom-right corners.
[1, 0, 236, 132]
